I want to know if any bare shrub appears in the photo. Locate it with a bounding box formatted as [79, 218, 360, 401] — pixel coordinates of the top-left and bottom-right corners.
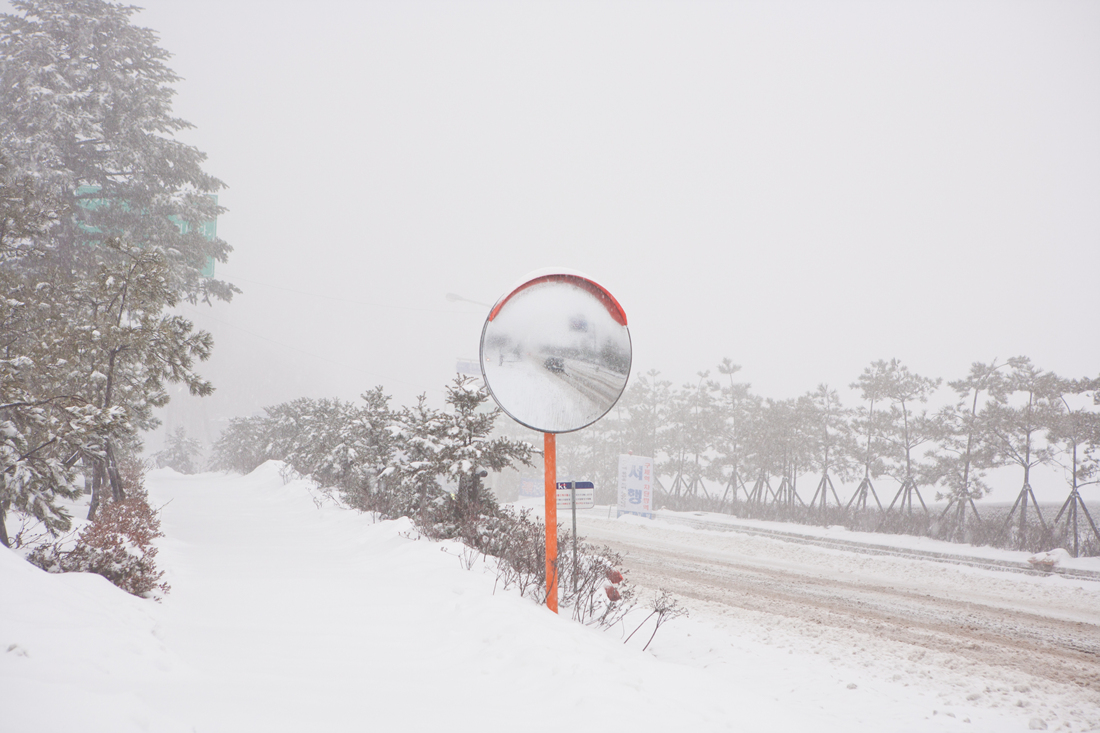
[463, 506, 635, 627]
[28, 457, 169, 598]
[624, 590, 689, 651]
[557, 531, 636, 628]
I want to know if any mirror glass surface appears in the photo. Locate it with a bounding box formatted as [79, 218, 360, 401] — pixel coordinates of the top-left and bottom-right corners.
[480, 275, 631, 433]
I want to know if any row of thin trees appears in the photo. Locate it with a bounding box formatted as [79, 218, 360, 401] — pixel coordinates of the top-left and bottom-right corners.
[555, 357, 1100, 556]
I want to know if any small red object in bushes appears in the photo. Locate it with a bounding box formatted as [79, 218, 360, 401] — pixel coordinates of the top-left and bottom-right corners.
[604, 585, 621, 602]
[606, 569, 623, 584]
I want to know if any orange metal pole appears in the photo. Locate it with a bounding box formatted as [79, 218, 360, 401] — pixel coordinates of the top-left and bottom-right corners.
[544, 432, 558, 613]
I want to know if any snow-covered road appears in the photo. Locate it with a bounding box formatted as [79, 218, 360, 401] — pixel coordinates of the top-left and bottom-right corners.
[574, 512, 1100, 729]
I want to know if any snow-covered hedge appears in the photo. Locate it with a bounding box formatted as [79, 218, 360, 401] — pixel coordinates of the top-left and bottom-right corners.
[210, 377, 633, 625]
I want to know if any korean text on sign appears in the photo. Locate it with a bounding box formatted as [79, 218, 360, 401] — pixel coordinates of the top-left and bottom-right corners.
[617, 455, 653, 518]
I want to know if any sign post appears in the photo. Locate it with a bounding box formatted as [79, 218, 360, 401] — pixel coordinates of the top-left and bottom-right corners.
[544, 434, 558, 612]
[570, 481, 576, 594]
[555, 481, 594, 593]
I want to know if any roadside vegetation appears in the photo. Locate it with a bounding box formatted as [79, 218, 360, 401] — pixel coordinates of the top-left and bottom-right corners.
[557, 358, 1100, 556]
[1, 0, 229, 596]
[209, 376, 636, 628]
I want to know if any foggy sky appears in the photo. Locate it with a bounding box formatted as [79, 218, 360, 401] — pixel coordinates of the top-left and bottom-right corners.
[9, 2, 1099, 429]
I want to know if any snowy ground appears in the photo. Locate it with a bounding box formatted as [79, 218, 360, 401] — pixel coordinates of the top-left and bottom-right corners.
[572, 510, 1100, 729]
[3, 465, 1098, 732]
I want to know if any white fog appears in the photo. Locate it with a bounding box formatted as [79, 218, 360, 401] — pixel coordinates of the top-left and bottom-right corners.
[117, 2, 1098, 464]
[2, 2, 1098, 731]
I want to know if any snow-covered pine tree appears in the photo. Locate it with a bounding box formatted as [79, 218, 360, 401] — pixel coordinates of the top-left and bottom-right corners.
[1047, 376, 1100, 556]
[391, 394, 449, 519]
[929, 361, 1005, 538]
[618, 369, 673, 469]
[0, 0, 230, 539]
[1, 354, 89, 545]
[985, 357, 1061, 549]
[874, 359, 940, 515]
[661, 373, 722, 508]
[431, 376, 533, 544]
[848, 359, 894, 513]
[800, 384, 855, 513]
[0, 0, 234, 302]
[264, 398, 357, 486]
[76, 238, 214, 516]
[340, 386, 398, 503]
[740, 397, 809, 507]
[714, 358, 753, 508]
[154, 426, 203, 474]
[209, 416, 271, 475]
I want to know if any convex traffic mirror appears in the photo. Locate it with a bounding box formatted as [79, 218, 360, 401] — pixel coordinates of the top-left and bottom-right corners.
[479, 271, 632, 433]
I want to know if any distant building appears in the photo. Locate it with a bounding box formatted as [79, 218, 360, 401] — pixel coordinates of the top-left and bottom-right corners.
[74, 185, 218, 276]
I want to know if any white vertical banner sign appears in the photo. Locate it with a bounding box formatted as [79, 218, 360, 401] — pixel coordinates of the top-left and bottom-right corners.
[617, 455, 654, 518]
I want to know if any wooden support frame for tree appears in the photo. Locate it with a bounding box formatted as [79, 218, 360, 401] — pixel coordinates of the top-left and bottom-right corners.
[666, 471, 710, 507]
[939, 492, 983, 540]
[687, 474, 711, 502]
[1053, 487, 1100, 558]
[667, 471, 686, 504]
[886, 477, 928, 514]
[772, 475, 801, 507]
[809, 471, 842, 511]
[846, 476, 883, 512]
[999, 481, 1047, 550]
[652, 475, 669, 508]
[719, 469, 748, 510]
[747, 472, 772, 505]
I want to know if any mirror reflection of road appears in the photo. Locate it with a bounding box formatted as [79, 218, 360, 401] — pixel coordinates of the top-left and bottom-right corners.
[555, 357, 624, 407]
[485, 350, 627, 430]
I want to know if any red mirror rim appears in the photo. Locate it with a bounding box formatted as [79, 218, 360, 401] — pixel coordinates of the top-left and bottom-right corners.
[487, 273, 628, 327]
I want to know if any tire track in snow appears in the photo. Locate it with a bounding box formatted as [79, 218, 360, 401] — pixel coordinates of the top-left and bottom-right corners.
[579, 520, 1100, 693]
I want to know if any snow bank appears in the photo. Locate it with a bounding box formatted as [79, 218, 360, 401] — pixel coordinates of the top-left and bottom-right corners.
[0, 544, 189, 732]
[3, 466, 790, 731]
